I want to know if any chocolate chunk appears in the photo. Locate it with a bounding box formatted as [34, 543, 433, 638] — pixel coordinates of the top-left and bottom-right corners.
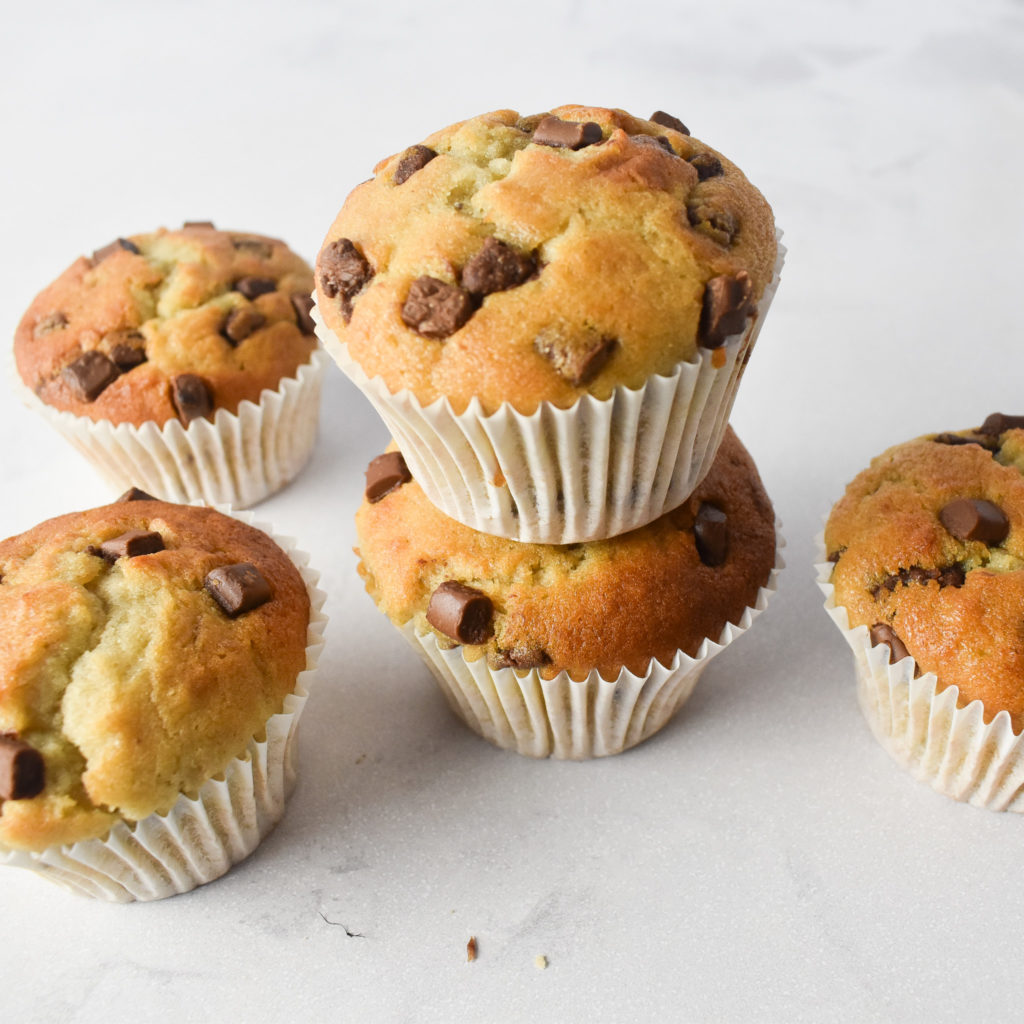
[869, 623, 911, 665]
[170, 374, 213, 424]
[401, 277, 475, 339]
[290, 293, 316, 335]
[320, 239, 374, 317]
[937, 565, 967, 588]
[232, 237, 274, 259]
[697, 272, 756, 349]
[939, 498, 1010, 544]
[688, 151, 723, 180]
[234, 276, 276, 300]
[34, 311, 68, 337]
[531, 116, 603, 150]
[205, 563, 273, 617]
[365, 451, 412, 503]
[393, 144, 438, 185]
[426, 581, 494, 645]
[63, 351, 120, 402]
[633, 134, 676, 154]
[827, 548, 844, 563]
[92, 238, 140, 263]
[462, 238, 536, 296]
[492, 645, 551, 671]
[933, 432, 993, 449]
[694, 502, 729, 566]
[0, 735, 45, 800]
[183, 220, 215, 229]
[116, 486, 158, 502]
[534, 328, 618, 386]
[221, 307, 266, 345]
[650, 110, 690, 136]
[110, 344, 147, 371]
[99, 530, 165, 561]
[979, 413, 1024, 436]
[687, 202, 737, 247]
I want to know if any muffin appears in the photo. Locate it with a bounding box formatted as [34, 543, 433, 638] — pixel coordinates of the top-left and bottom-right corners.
[356, 427, 779, 757]
[14, 222, 329, 507]
[820, 413, 1024, 810]
[316, 105, 782, 543]
[0, 493, 327, 899]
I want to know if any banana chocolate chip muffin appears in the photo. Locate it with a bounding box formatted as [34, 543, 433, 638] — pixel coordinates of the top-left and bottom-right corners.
[316, 105, 782, 543]
[0, 493, 322, 899]
[356, 427, 778, 758]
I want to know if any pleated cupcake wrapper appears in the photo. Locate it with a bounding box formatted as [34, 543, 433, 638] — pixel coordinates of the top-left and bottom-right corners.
[0, 509, 328, 901]
[315, 241, 784, 544]
[14, 349, 329, 508]
[815, 540, 1024, 811]
[396, 531, 783, 759]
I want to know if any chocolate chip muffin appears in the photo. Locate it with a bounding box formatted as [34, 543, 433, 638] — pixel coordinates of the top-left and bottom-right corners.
[315, 105, 782, 543]
[0, 493, 324, 899]
[356, 427, 778, 758]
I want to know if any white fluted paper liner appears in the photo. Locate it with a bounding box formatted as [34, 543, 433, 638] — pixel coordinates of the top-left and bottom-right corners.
[815, 540, 1024, 811]
[315, 243, 784, 544]
[0, 508, 328, 900]
[14, 349, 329, 508]
[397, 532, 783, 759]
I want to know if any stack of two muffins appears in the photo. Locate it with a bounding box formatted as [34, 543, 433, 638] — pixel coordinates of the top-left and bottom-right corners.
[315, 105, 785, 758]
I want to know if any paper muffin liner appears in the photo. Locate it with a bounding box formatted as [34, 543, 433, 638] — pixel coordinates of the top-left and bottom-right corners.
[14, 349, 329, 508]
[815, 539, 1024, 812]
[393, 530, 783, 759]
[315, 242, 784, 544]
[0, 509, 328, 901]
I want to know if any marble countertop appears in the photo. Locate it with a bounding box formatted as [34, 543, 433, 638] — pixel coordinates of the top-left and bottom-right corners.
[4, 1, 1024, 1020]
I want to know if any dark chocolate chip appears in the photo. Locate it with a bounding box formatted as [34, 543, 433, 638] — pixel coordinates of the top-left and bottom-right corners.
[99, 530, 165, 561]
[183, 220, 215, 229]
[319, 239, 374, 317]
[873, 564, 966, 596]
[939, 498, 1010, 544]
[116, 486, 158, 502]
[534, 329, 618, 386]
[221, 307, 266, 345]
[933, 432, 994, 449]
[462, 238, 536, 296]
[63, 351, 120, 402]
[290, 293, 316, 335]
[650, 110, 690, 135]
[110, 344, 147, 371]
[694, 502, 729, 566]
[205, 563, 273, 617]
[426, 581, 494, 645]
[401, 277, 475, 339]
[937, 565, 967, 588]
[234, 276, 276, 300]
[393, 144, 438, 185]
[170, 374, 213, 424]
[492, 645, 551, 671]
[687, 202, 737, 247]
[232, 237, 274, 259]
[979, 413, 1024, 436]
[688, 151, 724, 180]
[365, 451, 412, 503]
[531, 116, 603, 150]
[697, 272, 756, 349]
[827, 548, 845, 563]
[92, 238, 140, 263]
[0, 735, 45, 800]
[34, 311, 68, 337]
[633, 134, 676, 154]
[869, 623, 911, 665]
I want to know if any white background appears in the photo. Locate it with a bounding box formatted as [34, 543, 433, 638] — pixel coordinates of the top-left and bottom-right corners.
[3, 1, 1024, 1021]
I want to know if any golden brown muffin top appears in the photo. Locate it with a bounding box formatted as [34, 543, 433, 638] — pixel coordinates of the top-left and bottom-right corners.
[355, 427, 775, 680]
[317, 105, 777, 415]
[14, 223, 317, 427]
[0, 496, 310, 852]
[826, 414, 1024, 729]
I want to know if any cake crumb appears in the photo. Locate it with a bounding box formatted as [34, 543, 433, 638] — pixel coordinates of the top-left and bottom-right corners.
[467, 936, 478, 962]
[534, 954, 548, 970]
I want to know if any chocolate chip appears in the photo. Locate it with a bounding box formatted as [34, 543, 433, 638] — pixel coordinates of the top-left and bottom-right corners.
[320, 239, 374, 320]
[688, 152, 723, 180]
[401, 277, 475, 339]
[698, 272, 756, 349]
[940, 498, 1010, 544]
[694, 502, 729, 566]
[633, 134, 676, 154]
[232, 237, 274, 259]
[365, 451, 412, 503]
[205, 563, 273, 617]
[63, 351, 120, 402]
[531, 116, 603, 150]
[650, 110, 690, 135]
[492, 645, 551, 671]
[462, 238, 537, 296]
[99, 530, 165, 561]
[869, 623, 911, 665]
[937, 565, 967, 588]
[426, 581, 494, 645]
[221, 307, 266, 345]
[687, 202, 737, 247]
[290, 293, 316, 335]
[827, 548, 844, 563]
[933, 432, 994, 449]
[234, 276, 276, 300]
[183, 220, 215, 229]
[104, 329, 147, 371]
[34, 311, 68, 337]
[92, 238, 140, 263]
[979, 413, 1024, 436]
[116, 486, 158, 502]
[393, 144, 438, 185]
[534, 328, 617, 386]
[0, 735, 45, 800]
[170, 374, 213, 424]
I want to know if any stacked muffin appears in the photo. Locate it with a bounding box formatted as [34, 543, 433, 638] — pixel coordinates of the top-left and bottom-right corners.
[316, 105, 783, 758]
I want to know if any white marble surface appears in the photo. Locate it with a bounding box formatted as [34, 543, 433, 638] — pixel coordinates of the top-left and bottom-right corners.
[3, 0, 1024, 1020]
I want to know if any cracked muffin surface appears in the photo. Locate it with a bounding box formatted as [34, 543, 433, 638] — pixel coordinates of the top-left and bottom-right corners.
[317, 105, 777, 415]
[14, 223, 317, 426]
[0, 498, 310, 851]
[825, 414, 1024, 728]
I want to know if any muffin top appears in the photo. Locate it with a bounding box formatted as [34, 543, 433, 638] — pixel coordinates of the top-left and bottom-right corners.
[317, 105, 777, 415]
[825, 413, 1024, 729]
[355, 427, 775, 680]
[14, 223, 317, 427]
[0, 495, 310, 852]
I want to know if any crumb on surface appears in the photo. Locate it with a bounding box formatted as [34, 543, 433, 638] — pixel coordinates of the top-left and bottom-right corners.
[467, 936, 478, 962]
[535, 954, 548, 970]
